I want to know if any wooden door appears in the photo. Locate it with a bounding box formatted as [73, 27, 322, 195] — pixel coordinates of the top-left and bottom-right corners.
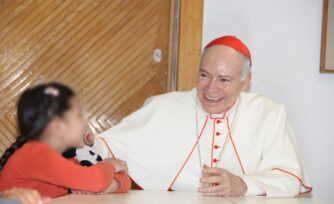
[0, 0, 172, 153]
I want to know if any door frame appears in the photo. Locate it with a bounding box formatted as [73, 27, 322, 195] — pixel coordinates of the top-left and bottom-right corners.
[167, 0, 204, 91]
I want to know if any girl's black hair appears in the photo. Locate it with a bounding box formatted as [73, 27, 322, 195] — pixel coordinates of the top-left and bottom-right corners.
[0, 82, 75, 171]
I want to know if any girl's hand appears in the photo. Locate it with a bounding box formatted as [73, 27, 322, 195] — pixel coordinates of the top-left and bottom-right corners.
[103, 158, 128, 174]
[2, 188, 51, 204]
[101, 179, 120, 194]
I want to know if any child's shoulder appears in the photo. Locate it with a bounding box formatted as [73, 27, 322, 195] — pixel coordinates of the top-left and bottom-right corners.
[9, 141, 53, 162]
[1, 141, 49, 174]
[21, 140, 51, 153]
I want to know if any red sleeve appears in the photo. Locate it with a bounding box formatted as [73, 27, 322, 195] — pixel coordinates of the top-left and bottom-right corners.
[113, 173, 131, 193]
[24, 144, 115, 192]
[67, 158, 80, 165]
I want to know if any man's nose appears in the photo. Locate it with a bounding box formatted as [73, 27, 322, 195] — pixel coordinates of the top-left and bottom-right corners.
[207, 78, 220, 92]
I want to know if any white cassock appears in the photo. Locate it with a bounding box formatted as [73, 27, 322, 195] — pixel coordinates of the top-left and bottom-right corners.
[92, 88, 312, 197]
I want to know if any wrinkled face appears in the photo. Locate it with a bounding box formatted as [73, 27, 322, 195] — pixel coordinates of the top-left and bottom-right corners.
[61, 98, 87, 149]
[196, 45, 251, 114]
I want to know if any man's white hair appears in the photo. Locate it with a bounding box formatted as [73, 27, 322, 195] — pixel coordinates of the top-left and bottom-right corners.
[240, 55, 251, 81]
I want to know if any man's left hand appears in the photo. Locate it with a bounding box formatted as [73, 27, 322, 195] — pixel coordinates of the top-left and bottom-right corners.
[198, 166, 247, 197]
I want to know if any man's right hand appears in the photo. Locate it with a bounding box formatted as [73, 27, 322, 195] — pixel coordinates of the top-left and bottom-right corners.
[103, 158, 128, 174]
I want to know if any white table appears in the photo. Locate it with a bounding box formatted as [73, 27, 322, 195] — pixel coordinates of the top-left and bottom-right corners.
[53, 190, 332, 204]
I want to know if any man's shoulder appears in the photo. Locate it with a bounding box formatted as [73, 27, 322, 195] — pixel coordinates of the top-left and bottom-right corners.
[144, 88, 196, 107]
[240, 92, 284, 112]
[117, 89, 195, 123]
[238, 92, 289, 123]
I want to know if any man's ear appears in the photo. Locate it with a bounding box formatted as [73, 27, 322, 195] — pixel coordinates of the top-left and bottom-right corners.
[241, 73, 252, 91]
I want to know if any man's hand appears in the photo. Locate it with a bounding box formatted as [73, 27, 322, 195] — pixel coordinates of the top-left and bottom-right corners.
[198, 165, 247, 197]
[103, 158, 128, 174]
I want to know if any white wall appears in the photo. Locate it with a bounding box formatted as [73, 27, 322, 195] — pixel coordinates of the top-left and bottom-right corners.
[202, 0, 334, 198]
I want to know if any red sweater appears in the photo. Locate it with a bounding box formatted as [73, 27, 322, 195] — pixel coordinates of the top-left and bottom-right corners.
[0, 141, 131, 197]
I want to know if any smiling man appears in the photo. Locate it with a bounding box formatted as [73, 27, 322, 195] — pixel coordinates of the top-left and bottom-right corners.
[88, 36, 312, 197]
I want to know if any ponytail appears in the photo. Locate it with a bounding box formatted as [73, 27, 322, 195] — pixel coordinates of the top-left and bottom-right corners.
[0, 136, 28, 171]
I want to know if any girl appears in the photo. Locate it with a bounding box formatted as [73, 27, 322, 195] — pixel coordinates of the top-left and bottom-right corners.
[0, 82, 131, 198]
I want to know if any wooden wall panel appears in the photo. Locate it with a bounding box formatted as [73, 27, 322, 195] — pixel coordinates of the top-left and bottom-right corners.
[0, 0, 172, 153]
[177, 0, 203, 91]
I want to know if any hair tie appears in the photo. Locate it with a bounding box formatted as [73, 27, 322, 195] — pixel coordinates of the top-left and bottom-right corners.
[44, 87, 59, 97]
